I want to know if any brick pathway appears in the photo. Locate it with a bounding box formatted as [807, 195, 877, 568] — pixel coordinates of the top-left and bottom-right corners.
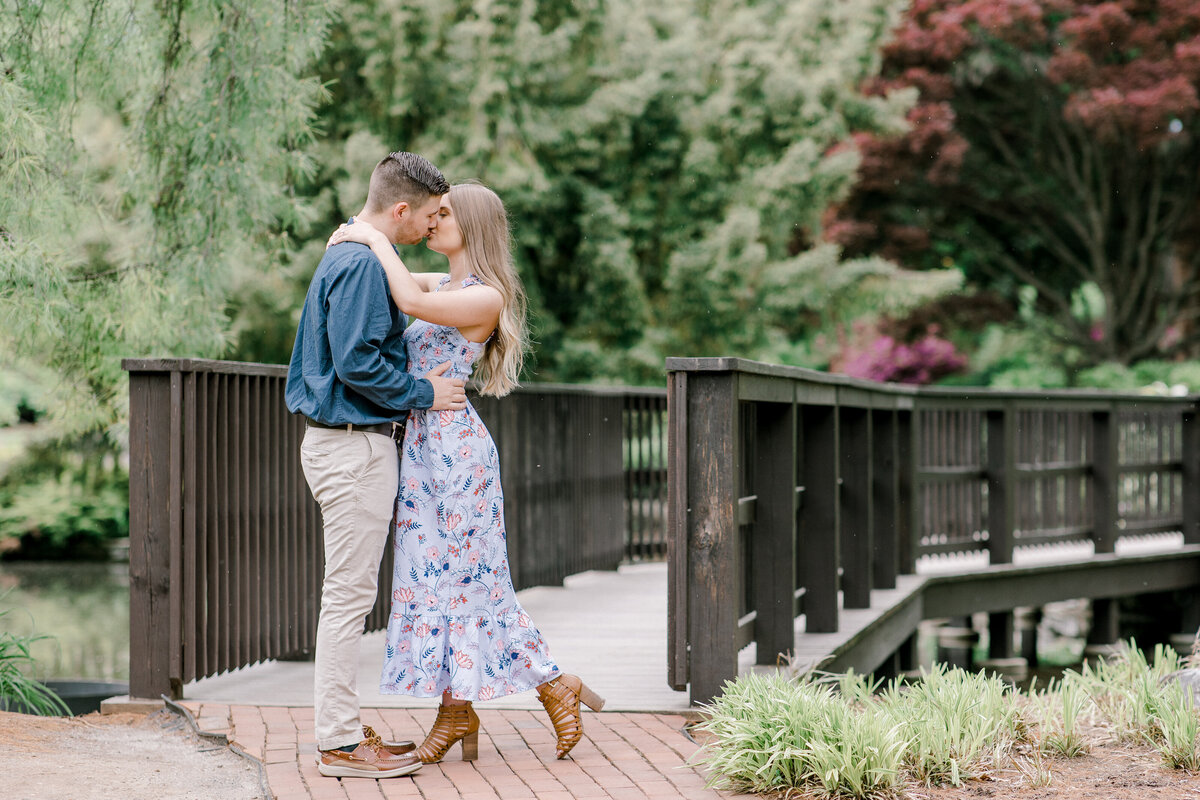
[182, 703, 744, 800]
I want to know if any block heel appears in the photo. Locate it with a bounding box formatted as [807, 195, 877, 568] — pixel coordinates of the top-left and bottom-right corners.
[461, 729, 479, 761]
[578, 682, 605, 712]
[416, 703, 481, 764]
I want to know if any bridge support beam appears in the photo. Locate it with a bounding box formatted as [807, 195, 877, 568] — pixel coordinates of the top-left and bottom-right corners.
[1088, 598, 1120, 651]
[989, 613, 1014, 659]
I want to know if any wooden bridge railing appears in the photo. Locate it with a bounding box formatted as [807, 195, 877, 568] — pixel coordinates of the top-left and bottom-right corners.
[124, 358, 666, 699]
[666, 357, 1200, 704]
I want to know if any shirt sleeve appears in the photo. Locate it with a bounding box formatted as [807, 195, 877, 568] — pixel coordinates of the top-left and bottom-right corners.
[324, 251, 435, 411]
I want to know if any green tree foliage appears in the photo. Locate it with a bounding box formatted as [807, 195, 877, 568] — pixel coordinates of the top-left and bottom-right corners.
[0, 0, 329, 432]
[265, 0, 933, 384]
[0, 434, 127, 559]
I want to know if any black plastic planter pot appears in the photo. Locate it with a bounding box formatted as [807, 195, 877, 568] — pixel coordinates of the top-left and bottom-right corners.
[1, 680, 129, 716]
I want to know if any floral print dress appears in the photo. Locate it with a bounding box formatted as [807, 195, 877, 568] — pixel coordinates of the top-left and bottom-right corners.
[380, 275, 561, 700]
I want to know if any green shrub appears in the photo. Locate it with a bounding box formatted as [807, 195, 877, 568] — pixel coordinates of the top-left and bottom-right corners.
[0, 434, 128, 559]
[1073, 362, 1141, 391]
[1167, 362, 1200, 393]
[0, 364, 50, 428]
[951, 324, 1070, 389]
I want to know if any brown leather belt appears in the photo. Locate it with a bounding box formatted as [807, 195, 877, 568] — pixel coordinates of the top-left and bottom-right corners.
[305, 417, 404, 441]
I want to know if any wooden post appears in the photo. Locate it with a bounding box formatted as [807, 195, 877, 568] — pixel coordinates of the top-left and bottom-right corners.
[898, 632, 919, 673]
[840, 406, 873, 609]
[127, 368, 182, 700]
[986, 406, 1016, 565]
[986, 406, 1016, 658]
[1184, 408, 1200, 545]
[801, 403, 840, 633]
[753, 401, 798, 665]
[1092, 407, 1120, 555]
[872, 409, 899, 590]
[1018, 607, 1041, 665]
[684, 372, 740, 704]
[1090, 407, 1121, 647]
[989, 613, 1015, 661]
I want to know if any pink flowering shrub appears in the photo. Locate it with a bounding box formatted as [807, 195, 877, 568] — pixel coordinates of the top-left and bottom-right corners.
[841, 333, 967, 385]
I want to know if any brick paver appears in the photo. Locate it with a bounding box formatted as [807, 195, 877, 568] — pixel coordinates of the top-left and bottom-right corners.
[182, 703, 745, 800]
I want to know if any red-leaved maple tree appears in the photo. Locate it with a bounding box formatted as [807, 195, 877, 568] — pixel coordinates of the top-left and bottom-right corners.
[827, 0, 1200, 364]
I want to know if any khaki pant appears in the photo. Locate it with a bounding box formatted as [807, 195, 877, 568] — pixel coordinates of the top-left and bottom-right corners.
[299, 426, 398, 751]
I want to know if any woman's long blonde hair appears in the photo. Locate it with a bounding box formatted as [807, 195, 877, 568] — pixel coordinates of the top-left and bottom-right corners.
[450, 182, 529, 397]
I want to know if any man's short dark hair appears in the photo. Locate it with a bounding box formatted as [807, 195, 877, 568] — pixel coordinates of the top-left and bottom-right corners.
[365, 152, 450, 212]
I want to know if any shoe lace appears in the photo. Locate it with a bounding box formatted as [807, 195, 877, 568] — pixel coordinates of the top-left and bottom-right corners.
[361, 725, 384, 749]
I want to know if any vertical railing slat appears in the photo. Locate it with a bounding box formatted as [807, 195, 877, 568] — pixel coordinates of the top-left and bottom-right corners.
[667, 372, 690, 691]
[182, 372, 198, 685]
[873, 409, 899, 590]
[194, 373, 209, 680]
[800, 402, 839, 633]
[840, 406, 872, 610]
[752, 399, 797, 664]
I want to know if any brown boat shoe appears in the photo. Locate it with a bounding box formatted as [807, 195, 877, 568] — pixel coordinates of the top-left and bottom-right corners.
[362, 724, 416, 755]
[317, 729, 421, 778]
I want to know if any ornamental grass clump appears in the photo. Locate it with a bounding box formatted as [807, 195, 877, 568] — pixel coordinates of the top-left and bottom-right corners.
[1034, 675, 1091, 758]
[0, 605, 68, 716]
[830, 668, 886, 708]
[1148, 679, 1200, 770]
[876, 663, 1025, 786]
[693, 672, 908, 799]
[1078, 641, 1181, 742]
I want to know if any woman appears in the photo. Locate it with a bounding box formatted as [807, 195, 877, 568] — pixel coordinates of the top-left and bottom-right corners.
[327, 182, 604, 764]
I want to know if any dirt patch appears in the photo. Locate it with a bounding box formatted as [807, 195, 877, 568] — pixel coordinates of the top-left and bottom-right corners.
[911, 740, 1200, 799]
[0, 710, 266, 800]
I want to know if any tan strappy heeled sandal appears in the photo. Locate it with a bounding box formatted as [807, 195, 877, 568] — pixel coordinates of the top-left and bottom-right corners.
[537, 673, 605, 759]
[416, 702, 480, 763]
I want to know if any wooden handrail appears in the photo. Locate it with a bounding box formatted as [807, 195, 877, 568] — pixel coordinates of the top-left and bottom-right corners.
[125, 358, 667, 699]
[667, 357, 1200, 704]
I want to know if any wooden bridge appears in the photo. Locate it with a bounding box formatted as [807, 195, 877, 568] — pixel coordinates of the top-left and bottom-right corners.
[123, 357, 1200, 707]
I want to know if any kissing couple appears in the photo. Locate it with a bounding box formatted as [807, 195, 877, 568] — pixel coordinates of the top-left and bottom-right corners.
[286, 151, 603, 779]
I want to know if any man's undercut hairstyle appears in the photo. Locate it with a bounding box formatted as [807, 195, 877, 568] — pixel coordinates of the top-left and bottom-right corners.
[365, 151, 450, 212]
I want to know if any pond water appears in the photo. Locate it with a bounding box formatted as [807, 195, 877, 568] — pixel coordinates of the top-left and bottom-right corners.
[0, 561, 129, 681]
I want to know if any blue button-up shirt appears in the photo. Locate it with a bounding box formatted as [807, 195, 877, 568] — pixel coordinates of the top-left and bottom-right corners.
[285, 242, 433, 424]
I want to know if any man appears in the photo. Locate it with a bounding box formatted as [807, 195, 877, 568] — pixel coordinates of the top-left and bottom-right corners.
[285, 151, 466, 779]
